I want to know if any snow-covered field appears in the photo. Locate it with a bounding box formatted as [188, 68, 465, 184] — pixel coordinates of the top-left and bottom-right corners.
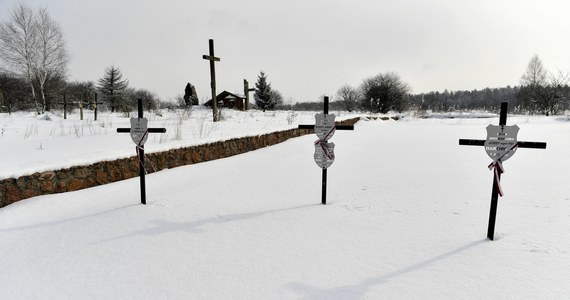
[1, 110, 569, 299]
[0, 108, 356, 179]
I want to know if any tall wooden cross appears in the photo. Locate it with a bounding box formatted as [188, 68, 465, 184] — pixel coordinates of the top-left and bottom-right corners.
[459, 102, 546, 240]
[117, 99, 166, 205]
[243, 79, 255, 111]
[202, 39, 221, 122]
[298, 96, 355, 205]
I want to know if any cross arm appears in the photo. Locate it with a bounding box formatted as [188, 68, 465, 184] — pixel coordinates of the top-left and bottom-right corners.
[202, 55, 220, 61]
[458, 139, 485, 146]
[459, 139, 547, 149]
[298, 125, 354, 130]
[117, 128, 167, 133]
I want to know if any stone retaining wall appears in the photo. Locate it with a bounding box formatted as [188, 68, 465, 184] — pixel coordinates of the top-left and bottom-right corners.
[0, 117, 360, 208]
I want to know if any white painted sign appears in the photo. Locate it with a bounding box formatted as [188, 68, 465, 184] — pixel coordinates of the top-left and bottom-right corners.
[484, 124, 519, 161]
[314, 141, 335, 169]
[130, 117, 149, 146]
[314, 113, 336, 141]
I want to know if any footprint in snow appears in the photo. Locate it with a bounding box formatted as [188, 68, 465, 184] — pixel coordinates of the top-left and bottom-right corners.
[522, 241, 550, 254]
[338, 204, 369, 212]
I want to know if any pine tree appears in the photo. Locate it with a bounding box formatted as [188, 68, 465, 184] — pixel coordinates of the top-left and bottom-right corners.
[254, 71, 273, 112]
[97, 65, 128, 112]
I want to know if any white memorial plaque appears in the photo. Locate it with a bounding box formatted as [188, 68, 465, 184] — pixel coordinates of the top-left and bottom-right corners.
[314, 142, 335, 169]
[484, 124, 519, 161]
[314, 113, 336, 141]
[130, 117, 149, 146]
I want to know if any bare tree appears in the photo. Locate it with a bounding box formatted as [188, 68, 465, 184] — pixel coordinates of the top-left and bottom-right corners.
[125, 88, 159, 111]
[336, 84, 361, 112]
[0, 3, 40, 113]
[520, 54, 547, 87]
[67, 80, 95, 106]
[35, 7, 69, 112]
[518, 55, 569, 115]
[543, 70, 570, 115]
[0, 4, 68, 114]
[269, 89, 283, 108]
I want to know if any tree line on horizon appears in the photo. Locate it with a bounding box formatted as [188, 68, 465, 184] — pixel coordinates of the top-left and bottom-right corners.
[0, 3, 168, 115]
[1, 4, 568, 116]
[288, 55, 570, 116]
[281, 84, 525, 114]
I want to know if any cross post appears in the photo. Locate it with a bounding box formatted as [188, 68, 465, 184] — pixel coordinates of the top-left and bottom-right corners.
[459, 102, 546, 240]
[243, 79, 255, 111]
[298, 96, 355, 205]
[58, 93, 68, 119]
[92, 93, 104, 121]
[75, 101, 86, 120]
[202, 39, 221, 122]
[117, 99, 166, 205]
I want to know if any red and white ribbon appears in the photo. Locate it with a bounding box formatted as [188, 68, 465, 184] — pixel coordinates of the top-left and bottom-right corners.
[315, 139, 335, 160]
[320, 126, 336, 142]
[488, 160, 505, 196]
[135, 129, 149, 156]
[487, 143, 519, 197]
[314, 126, 336, 160]
[135, 129, 155, 175]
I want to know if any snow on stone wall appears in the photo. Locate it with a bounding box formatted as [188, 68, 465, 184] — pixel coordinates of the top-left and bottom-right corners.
[0, 118, 360, 208]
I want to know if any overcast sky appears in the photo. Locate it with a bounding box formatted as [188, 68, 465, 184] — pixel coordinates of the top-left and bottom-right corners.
[1, 0, 569, 103]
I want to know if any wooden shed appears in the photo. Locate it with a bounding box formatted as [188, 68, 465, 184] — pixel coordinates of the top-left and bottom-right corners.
[205, 91, 246, 111]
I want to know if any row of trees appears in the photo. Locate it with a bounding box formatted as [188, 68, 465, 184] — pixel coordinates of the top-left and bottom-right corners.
[64, 65, 161, 113]
[0, 63, 161, 114]
[1, 5, 567, 116]
[334, 72, 411, 113]
[329, 55, 569, 115]
[0, 4, 163, 115]
[408, 87, 519, 112]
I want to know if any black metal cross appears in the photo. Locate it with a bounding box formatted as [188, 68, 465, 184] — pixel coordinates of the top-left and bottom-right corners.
[298, 96, 355, 205]
[58, 93, 69, 119]
[91, 93, 104, 121]
[459, 101, 547, 240]
[202, 39, 221, 122]
[117, 99, 166, 205]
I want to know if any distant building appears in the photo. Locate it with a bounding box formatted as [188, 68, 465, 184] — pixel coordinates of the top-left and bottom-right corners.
[205, 91, 246, 111]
